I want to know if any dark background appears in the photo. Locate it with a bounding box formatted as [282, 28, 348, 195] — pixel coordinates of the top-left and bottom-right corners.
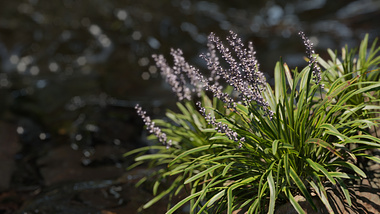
[0, 0, 379, 213]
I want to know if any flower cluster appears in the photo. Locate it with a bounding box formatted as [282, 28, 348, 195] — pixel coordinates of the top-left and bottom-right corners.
[153, 48, 207, 101]
[141, 31, 325, 148]
[204, 34, 221, 86]
[197, 101, 245, 148]
[204, 83, 237, 109]
[135, 104, 172, 148]
[201, 31, 272, 117]
[153, 53, 192, 101]
[153, 31, 273, 116]
[154, 47, 237, 109]
[298, 31, 322, 85]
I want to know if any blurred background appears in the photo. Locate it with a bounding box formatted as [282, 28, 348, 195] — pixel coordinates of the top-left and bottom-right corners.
[0, 0, 379, 213]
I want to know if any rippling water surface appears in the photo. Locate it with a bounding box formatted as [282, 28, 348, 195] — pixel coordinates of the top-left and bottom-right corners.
[0, 0, 379, 213]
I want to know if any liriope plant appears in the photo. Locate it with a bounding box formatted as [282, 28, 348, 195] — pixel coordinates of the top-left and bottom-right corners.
[126, 31, 380, 214]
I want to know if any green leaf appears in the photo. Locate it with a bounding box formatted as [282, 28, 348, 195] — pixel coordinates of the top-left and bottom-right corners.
[284, 187, 306, 214]
[356, 153, 380, 164]
[350, 134, 380, 145]
[182, 154, 244, 174]
[177, 102, 192, 119]
[354, 82, 380, 95]
[330, 161, 367, 178]
[135, 154, 175, 161]
[227, 182, 242, 214]
[284, 154, 290, 184]
[192, 174, 225, 213]
[227, 177, 257, 214]
[264, 83, 277, 112]
[272, 140, 280, 155]
[289, 166, 317, 211]
[167, 164, 188, 176]
[284, 63, 293, 90]
[169, 144, 225, 167]
[274, 61, 285, 103]
[317, 54, 332, 70]
[166, 111, 181, 124]
[347, 139, 380, 147]
[126, 161, 144, 171]
[358, 34, 368, 69]
[237, 198, 254, 212]
[309, 179, 334, 214]
[267, 171, 276, 214]
[153, 180, 160, 196]
[143, 180, 177, 209]
[135, 177, 147, 188]
[209, 135, 231, 141]
[306, 158, 336, 184]
[222, 162, 234, 177]
[336, 177, 352, 206]
[123, 145, 167, 157]
[202, 128, 217, 132]
[207, 190, 225, 207]
[184, 164, 222, 184]
[305, 138, 343, 159]
[247, 197, 260, 214]
[278, 143, 295, 150]
[166, 191, 203, 214]
[329, 172, 357, 179]
[235, 103, 249, 116]
[320, 124, 348, 141]
[192, 111, 204, 129]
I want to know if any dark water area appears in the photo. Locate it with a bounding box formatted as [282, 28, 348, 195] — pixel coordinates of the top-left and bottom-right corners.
[0, 0, 379, 213]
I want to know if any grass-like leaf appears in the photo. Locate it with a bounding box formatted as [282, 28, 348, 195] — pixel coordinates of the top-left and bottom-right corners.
[207, 190, 225, 208]
[184, 164, 223, 184]
[128, 32, 380, 214]
[289, 166, 317, 211]
[267, 171, 276, 214]
[135, 154, 175, 161]
[169, 144, 225, 167]
[336, 177, 352, 206]
[166, 191, 204, 214]
[330, 161, 367, 178]
[284, 187, 306, 214]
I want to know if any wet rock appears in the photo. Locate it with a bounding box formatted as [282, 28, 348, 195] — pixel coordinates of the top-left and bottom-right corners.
[37, 143, 125, 186]
[0, 191, 24, 214]
[17, 168, 183, 214]
[0, 160, 16, 191]
[0, 122, 21, 191]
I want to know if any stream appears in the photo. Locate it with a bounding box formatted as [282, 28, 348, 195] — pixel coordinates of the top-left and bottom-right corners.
[0, 0, 379, 213]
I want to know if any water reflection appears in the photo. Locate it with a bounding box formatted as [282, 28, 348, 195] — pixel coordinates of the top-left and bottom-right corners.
[0, 0, 377, 155]
[0, 0, 379, 212]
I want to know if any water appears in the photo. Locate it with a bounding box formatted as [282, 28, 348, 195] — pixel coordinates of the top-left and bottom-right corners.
[0, 0, 379, 213]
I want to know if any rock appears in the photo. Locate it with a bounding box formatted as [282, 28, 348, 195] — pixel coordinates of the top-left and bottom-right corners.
[275, 178, 380, 214]
[332, 178, 380, 214]
[0, 122, 21, 191]
[16, 168, 181, 214]
[0, 160, 16, 191]
[275, 195, 328, 214]
[37, 144, 125, 186]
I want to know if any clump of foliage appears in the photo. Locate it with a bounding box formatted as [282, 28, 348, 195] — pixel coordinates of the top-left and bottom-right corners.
[126, 31, 380, 214]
